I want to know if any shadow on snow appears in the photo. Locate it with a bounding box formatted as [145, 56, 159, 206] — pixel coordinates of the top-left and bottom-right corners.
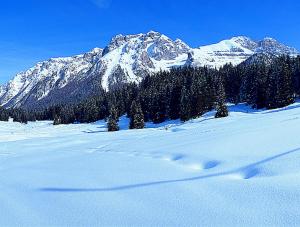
[39, 147, 300, 193]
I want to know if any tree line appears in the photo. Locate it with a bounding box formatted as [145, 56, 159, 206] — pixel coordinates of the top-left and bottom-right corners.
[1, 55, 300, 131]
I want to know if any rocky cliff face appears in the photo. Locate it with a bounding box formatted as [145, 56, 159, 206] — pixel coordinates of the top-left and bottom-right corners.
[0, 31, 298, 109]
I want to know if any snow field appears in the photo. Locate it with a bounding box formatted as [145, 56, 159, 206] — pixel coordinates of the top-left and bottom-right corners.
[1, 103, 300, 226]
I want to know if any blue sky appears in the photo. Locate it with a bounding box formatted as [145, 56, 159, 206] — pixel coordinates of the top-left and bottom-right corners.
[0, 0, 300, 84]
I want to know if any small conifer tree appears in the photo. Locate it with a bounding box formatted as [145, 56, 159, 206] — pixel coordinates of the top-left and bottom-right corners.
[107, 105, 119, 132]
[215, 79, 228, 118]
[129, 100, 145, 129]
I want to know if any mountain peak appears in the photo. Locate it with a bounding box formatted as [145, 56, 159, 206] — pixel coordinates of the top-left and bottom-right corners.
[230, 36, 253, 41]
[262, 37, 278, 42]
[109, 31, 162, 44]
[146, 30, 162, 37]
[102, 31, 163, 56]
[90, 47, 103, 54]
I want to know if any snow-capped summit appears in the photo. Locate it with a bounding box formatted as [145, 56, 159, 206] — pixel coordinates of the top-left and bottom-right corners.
[0, 32, 299, 109]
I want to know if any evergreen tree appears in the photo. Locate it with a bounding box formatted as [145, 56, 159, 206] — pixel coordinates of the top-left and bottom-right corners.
[0, 107, 9, 121]
[168, 85, 181, 120]
[11, 109, 28, 124]
[180, 85, 191, 122]
[53, 115, 62, 125]
[215, 78, 228, 118]
[276, 57, 294, 107]
[221, 63, 242, 104]
[129, 100, 145, 129]
[190, 74, 206, 118]
[107, 105, 119, 132]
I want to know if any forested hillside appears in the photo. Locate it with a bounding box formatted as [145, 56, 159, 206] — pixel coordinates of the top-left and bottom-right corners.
[1, 55, 300, 129]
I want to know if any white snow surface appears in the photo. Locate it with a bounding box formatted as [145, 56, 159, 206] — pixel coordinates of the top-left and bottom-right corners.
[1, 103, 300, 226]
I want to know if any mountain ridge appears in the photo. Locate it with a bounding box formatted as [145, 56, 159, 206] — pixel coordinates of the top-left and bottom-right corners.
[0, 31, 299, 109]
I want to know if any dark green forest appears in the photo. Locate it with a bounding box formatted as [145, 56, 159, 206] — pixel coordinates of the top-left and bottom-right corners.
[1, 55, 300, 131]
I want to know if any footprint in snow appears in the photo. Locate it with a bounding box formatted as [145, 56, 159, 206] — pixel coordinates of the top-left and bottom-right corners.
[159, 153, 220, 171]
[203, 160, 220, 169]
[240, 167, 261, 179]
[160, 153, 186, 161]
[229, 167, 261, 180]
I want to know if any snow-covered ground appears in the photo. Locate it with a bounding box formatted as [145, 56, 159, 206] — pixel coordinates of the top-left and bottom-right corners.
[1, 103, 300, 226]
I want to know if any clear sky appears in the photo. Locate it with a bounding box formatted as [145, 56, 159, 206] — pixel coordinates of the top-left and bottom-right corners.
[0, 0, 299, 84]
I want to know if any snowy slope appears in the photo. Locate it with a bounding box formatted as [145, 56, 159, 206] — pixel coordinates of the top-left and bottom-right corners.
[1, 102, 300, 226]
[0, 32, 299, 109]
[0, 48, 103, 108]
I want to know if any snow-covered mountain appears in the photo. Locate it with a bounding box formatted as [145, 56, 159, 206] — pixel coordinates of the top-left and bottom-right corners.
[0, 31, 298, 109]
[0, 48, 103, 108]
[187, 36, 299, 68]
